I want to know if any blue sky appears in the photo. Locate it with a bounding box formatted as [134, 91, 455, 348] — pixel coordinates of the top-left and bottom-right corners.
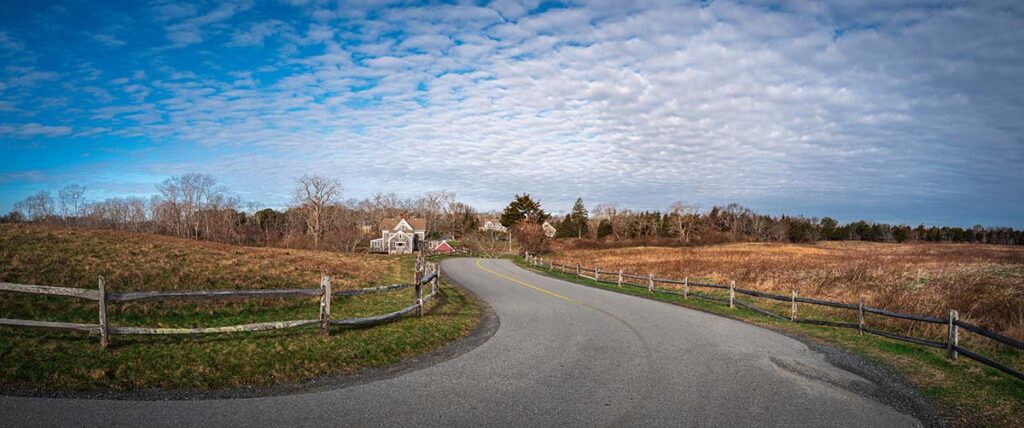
[1, 0, 1022, 226]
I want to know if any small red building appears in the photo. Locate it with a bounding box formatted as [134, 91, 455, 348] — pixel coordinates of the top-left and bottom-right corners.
[432, 240, 455, 254]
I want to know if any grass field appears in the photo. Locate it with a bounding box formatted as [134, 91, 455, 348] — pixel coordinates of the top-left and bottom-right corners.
[0, 224, 481, 391]
[552, 242, 1024, 339]
[536, 242, 1024, 427]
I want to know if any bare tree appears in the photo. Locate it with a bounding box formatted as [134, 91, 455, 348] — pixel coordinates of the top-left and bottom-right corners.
[16, 190, 55, 222]
[448, 201, 479, 239]
[669, 201, 699, 244]
[57, 184, 87, 226]
[293, 175, 342, 248]
[416, 191, 454, 237]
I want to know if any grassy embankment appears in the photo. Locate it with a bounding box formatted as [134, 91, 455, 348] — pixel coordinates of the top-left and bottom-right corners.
[0, 224, 480, 391]
[525, 242, 1024, 427]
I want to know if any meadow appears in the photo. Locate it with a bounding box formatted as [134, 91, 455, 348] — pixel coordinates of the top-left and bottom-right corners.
[0, 224, 481, 391]
[552, 241, 1024, 339]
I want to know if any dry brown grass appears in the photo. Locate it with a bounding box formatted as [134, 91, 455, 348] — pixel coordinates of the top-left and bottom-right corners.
[0, 223, 404, 291]
[553, 241, 1024, 339]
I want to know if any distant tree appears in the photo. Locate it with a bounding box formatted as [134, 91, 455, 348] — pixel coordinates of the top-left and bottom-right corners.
[499, 194, 548, 227]
[515, 222, 550, 254]
[15, 190, 55, 222]
[0, 211, 25, 223]
[448, 201, 479, 239]
[596, 219, 613, 239]
[668, 201, 699, 243]
[784, 216, 816, 243]
[293, 175, 342, 248]
[819, 217, 838, 240]
[57, 184, 87, 225]
[556, 198, 589, 238]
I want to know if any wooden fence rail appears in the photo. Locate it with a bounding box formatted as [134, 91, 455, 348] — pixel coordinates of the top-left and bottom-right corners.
[0, 257, 441, 347]
[525, 255, 1024, 382]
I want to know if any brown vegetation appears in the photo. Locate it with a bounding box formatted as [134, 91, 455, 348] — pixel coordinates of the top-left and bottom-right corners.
[0, 223, 403, 292]
[552, 241, 1024, 339]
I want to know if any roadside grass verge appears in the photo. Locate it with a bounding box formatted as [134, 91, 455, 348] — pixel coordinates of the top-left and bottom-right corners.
[517, 258, 1024, 427]
[0, 225, 480, 392]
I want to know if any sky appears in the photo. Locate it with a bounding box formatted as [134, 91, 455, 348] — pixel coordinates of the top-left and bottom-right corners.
[0, 0, 1022, 227]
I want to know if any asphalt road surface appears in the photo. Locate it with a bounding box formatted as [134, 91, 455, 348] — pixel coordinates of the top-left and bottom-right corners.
[1, 258, 923, 427]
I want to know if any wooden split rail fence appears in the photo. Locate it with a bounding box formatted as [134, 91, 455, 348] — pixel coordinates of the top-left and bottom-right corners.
[0, 256, 442, 348]
[524, 253, 1024, 382]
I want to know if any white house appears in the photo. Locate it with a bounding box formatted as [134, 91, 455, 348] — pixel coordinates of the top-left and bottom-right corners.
[479, 217, 508, 233]
[370, 217, 427, 254]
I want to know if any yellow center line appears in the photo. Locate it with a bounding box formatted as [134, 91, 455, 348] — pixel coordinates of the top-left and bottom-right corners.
[475, 258, 576, 303]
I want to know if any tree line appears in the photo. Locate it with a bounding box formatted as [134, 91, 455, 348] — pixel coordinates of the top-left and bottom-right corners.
[5, 179, 1022, 253]
[1, 172, 483, 252]
[542, 198, 1024, 247]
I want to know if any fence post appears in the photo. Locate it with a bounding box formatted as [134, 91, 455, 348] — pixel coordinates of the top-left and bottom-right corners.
[729, 281, 735, 308]
[98, 275, 109, 348]
[618, 269, 623, 288]
[320, 275, 332, 336]
[549, 259, 553, 270]
[858, 297, 865, 335]
[432, 264, 439, 295]
[595, 267, 600, 282]
[415, 264, 423, 316]
[576, 264, 581, 277]
[648, 273, 654, 293]
[790, 290, 797, 321]
[684, 277, 689, 299]
[948, 310, 959, 360]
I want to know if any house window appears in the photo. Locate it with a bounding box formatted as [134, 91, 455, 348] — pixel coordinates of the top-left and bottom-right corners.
[396, 242, 404, 247]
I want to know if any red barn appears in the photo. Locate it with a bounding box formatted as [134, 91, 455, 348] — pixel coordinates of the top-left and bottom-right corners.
[432, 240, 455, 254]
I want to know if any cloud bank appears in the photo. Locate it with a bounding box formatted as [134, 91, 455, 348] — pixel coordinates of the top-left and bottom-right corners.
[0, 0, 1022, 226]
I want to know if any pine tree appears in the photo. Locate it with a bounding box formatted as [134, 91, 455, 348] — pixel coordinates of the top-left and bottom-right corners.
[570, 198, 588, 238]
[499, 194, 548, 227]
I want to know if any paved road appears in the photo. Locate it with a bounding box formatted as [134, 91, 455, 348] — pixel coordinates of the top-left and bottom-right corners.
[2, 258, 922, 427]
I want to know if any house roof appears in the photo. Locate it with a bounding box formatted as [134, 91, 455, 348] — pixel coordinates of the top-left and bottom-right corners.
[380, 216, 426, 231]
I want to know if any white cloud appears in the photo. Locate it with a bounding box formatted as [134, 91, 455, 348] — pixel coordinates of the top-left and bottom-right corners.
[4, 0, 1023, 225]
[93, 33, 126, 47]
[0, 123, 72, 138]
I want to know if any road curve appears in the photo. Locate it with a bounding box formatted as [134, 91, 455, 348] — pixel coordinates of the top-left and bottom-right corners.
[2, 258, 922, 427]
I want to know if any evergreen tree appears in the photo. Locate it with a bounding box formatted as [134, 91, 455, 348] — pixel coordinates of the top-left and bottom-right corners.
[569, 198, 589, 238]
[820, 216, 838, 240]
[499, 194, 548, 227]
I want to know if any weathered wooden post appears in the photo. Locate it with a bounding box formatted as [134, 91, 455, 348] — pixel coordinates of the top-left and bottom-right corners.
[858, 297, 865, 335]
[790, 290, 797, 321]
[98, 275, 109, 348]
[729, 280, 736, 308]
[648, 273, 654, 293]
[549, 259, 553, 270]
[576, 264, 581, 277]
[414, 254, 421, 284]
[431, 264, 439, 296]
[595, 267, 600, 282]
[683, 277, 689, 299]
[415, 264, 424, 316]
[948, 310, 959, 360]
[617, 269, 623, 288]
[320, 275, 332, 336]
